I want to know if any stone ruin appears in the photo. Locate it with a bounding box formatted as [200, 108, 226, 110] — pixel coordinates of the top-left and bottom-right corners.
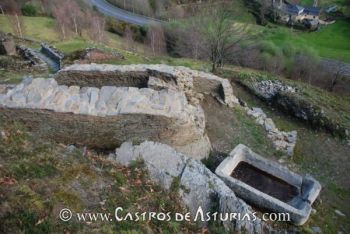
[55, 64, 239, 107]
[40, 43, 64, 71]
[216, 144, 321, 225]
[0, 64, 239, 159]
[0, 63, 321, 231]
[254, 80, 297, 100]
[246, 107, 297, 155]
[16, 45, 47, 70]
[111, 141, 271, 233]
[0, 36, 17, 56]
[68, 48, 124, 64]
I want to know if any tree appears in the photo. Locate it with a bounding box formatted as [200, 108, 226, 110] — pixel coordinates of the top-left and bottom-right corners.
[88, 11, 108, 44]
[197, 3, 249, 72]
[2, 0, 25, 38]
[123, 26, 136, 52]
[174, 20, 203, 59]
[259, 0, 271, 25]
[329, 61, 348, 92]
[52, 3, 70, 39]
[52, 0, 85, 39]
[145, 24, 166, 56]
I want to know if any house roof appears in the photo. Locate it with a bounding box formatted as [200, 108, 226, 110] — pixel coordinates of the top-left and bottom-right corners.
[303, 7, 321, 16]
[281, 3, 321, 16]
[287, 5, 304, 15]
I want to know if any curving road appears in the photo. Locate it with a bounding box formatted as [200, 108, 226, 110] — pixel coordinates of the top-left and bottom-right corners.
[90, 0, 162, 26]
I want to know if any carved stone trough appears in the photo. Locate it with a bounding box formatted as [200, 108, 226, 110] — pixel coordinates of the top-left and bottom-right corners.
[215, 144, 321, 225]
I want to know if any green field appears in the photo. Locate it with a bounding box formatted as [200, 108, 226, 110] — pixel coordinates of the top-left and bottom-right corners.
[265, 19, 350, 62]
[300, 0, 348, 7]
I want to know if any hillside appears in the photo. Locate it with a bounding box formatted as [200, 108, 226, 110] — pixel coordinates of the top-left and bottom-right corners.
[0, 6, 349, 234]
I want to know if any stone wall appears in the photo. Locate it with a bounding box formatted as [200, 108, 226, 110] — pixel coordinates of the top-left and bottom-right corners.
[0, 77, 210, 159]
[55, 64, 239, 107]
[40, 43, 64, 70]
[16, 45, 47, 71]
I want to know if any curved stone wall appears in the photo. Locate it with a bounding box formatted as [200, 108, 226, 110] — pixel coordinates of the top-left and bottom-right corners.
[55, 64, 239, 107]
[0, 77, 210, 159]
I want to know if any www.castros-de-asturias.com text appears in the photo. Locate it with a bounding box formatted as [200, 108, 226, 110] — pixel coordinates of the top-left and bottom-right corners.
[59, 207, 291, 223]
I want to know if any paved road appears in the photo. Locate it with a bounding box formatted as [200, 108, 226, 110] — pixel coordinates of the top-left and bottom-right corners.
[90, 0, 161, 26]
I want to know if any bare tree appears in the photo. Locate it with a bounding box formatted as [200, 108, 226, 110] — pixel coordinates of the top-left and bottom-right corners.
[52, 0, 86, 38]
[145, 24, 166, 56]
[198, 3, 249, 72]
[259, 0, 271, 25]
[0, 5, 4, 15]
[290, 54, 319, 84]
[123, 26, 136, 52]
[52, 3, 69, 39]
[88, 12, 107, 44]
[2, 0, 25, 38]
[174, 20, 203, 59]
[329, 61, 348, 92]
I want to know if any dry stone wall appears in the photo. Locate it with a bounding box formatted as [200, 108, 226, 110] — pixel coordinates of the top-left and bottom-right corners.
[55, 64, 239, 107]
[0, 77, 210, 159]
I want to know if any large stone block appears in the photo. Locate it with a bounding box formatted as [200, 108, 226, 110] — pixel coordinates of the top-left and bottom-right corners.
[112, 141, 270, 233]
[0, 38, 16, 56]
[215, 144, 321, 225]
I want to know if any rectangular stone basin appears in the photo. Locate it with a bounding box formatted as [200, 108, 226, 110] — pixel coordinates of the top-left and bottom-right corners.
[215, 144, 321, 225]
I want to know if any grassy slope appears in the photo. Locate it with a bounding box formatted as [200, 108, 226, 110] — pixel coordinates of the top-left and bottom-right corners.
[0, 13, 349, 233]
[0, 122, 201, 233]
[218, 67, 350, 233]
[228, 68, 350, 130]
[300, 0, 348, 6]
[265, 19, 350, 62]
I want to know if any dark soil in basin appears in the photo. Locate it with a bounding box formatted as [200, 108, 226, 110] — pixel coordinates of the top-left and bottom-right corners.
[231, 161, 299, 203]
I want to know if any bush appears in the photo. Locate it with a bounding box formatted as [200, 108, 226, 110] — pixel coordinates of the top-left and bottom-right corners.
[21, 4, 37, 16]
[258, 41, 281, 56]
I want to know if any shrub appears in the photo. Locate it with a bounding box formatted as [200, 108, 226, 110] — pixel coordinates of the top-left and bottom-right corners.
[21, 4, 37, 16]
[258, 41, 281, 56]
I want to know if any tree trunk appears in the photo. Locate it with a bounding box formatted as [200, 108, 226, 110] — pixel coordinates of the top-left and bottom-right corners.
[15, 14, 23, 38]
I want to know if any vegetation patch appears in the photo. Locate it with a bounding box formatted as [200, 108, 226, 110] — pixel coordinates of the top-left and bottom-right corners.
[220, 68, 350, 139]
[0, 120, 202, 233]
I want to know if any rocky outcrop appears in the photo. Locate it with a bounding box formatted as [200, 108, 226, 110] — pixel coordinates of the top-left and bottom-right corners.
[0, 77, 210, 159]
[111, 141, 270, 233]
[240, 78, 349, 140]
[55, 64, 239, 107]
[246, 107, 297, 155]
[254, 80, 297, 100]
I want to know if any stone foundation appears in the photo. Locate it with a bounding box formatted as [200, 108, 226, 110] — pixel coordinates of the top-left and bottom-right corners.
[55, 64, 239, 107]
[215, 144, 321, 225]
[0, 77, 210, 159]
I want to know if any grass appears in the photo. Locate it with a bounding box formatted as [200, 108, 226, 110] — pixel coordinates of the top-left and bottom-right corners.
[265, 19, 350, 62]
[0, 121, 201, 233]
[221, 67, 350, 133]
[218, 67, 350, 233]
[300, 0, 348, 7]
[0, 15, 57, 42]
